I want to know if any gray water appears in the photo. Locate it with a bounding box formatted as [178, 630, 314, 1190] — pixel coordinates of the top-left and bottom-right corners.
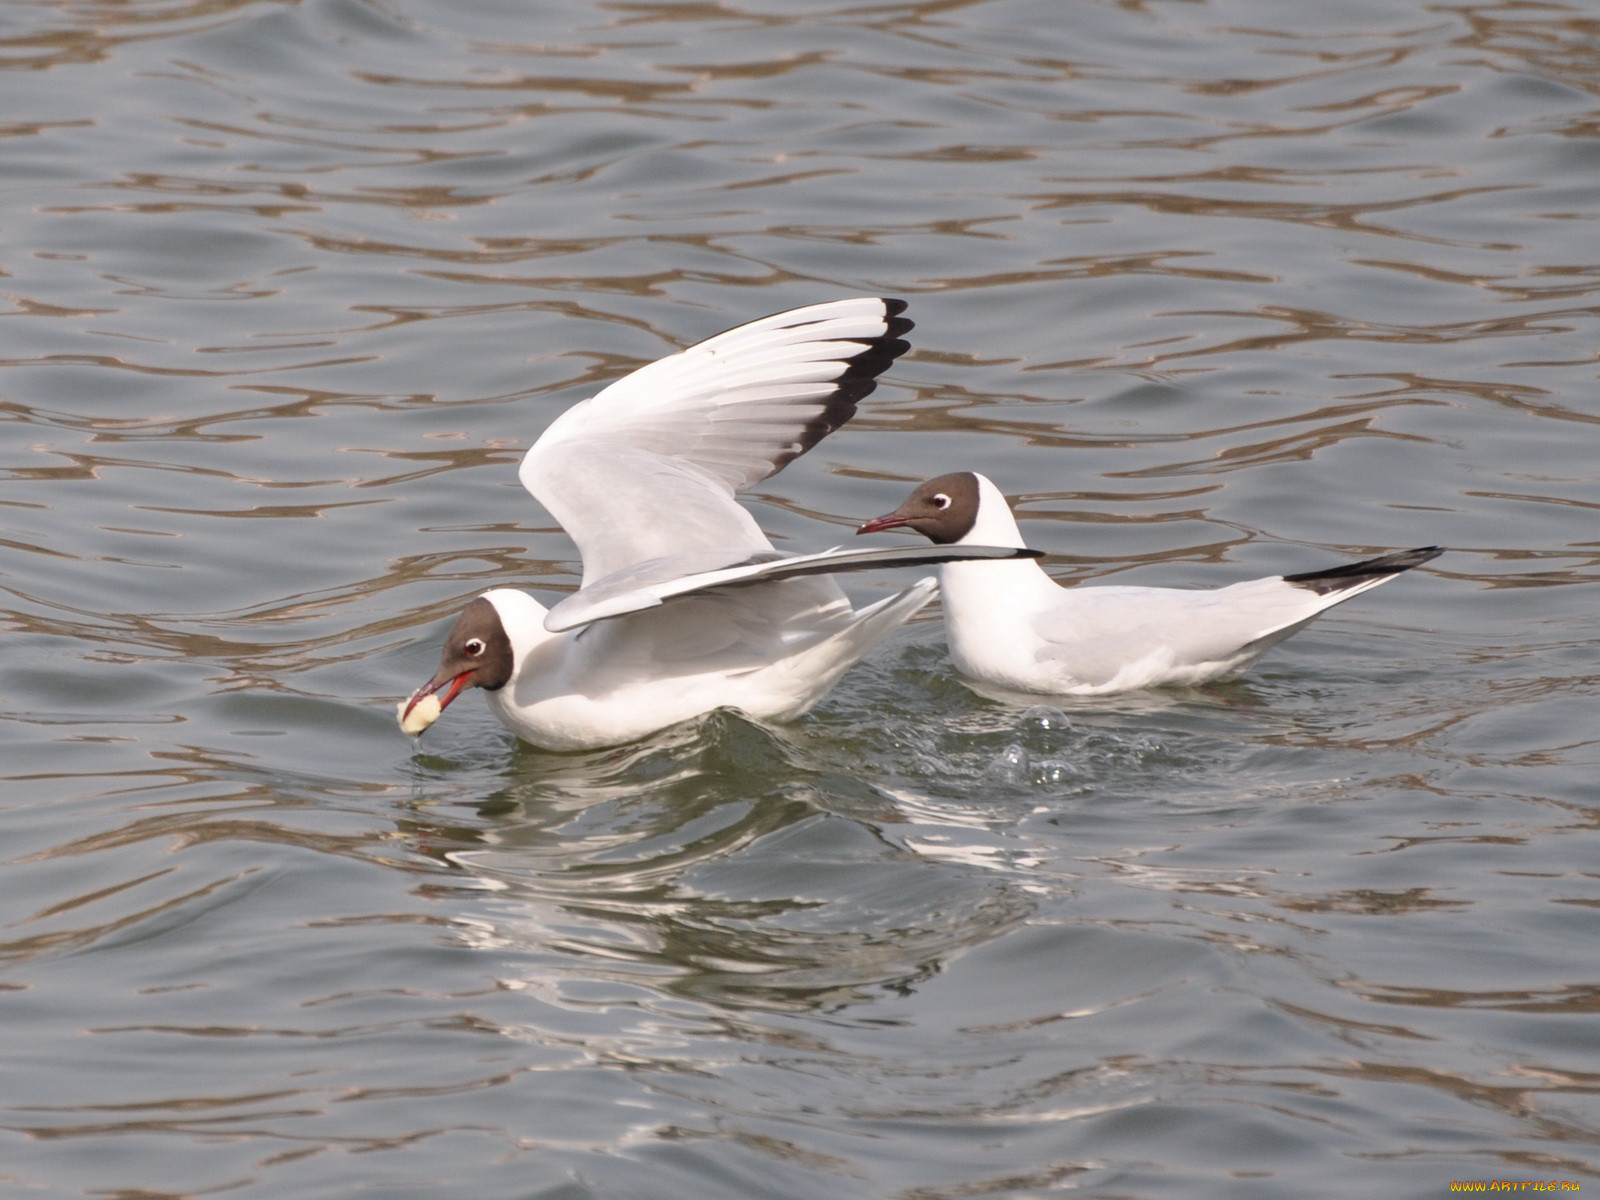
[2, 0, 1597, 1196]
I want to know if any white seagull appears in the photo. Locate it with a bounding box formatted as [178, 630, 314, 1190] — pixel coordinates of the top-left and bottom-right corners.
[858, 471, 1441, 695]
[398, 300, 1039, 750]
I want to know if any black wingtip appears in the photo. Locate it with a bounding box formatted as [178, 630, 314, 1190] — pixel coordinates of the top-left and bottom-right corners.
[881, 544, 1046, 567]
[882, 297, 913, 341]
[782, 300, 916, 468]
[1283, 545, 1443, 595]
[979, 546, 1047, 560]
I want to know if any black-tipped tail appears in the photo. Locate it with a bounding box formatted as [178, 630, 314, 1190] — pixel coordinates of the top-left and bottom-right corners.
[1283, 546, 1443, 596]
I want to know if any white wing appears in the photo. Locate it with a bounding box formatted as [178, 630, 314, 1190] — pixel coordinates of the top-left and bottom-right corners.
[1030, 547, 1443, 685]
[1029, 582, 1330, 685]
[519, 297, 913, 587]
[545, 544, 1043, 632]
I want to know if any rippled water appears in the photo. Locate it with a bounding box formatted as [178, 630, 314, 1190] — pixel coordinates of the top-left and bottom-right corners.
[2, 0, 1598, 1195]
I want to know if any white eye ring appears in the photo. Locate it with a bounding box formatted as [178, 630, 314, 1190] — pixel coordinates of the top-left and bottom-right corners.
[464, 638, 486, 657]
[931, 493, 952, 510]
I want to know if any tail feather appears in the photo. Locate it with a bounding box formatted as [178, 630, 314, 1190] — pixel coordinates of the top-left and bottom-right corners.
[1283, 546, 1443, 597]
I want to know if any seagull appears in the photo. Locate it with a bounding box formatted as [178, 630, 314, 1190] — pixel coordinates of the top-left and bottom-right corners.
[857, 471, 1442, 695]
[398, 300, 1040, 750]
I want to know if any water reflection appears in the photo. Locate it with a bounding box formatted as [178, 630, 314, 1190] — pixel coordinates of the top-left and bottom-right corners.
[404, 715, 1039, 1012]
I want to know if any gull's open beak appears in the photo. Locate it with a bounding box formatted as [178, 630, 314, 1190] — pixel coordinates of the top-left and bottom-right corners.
[397, 669, 473, 737]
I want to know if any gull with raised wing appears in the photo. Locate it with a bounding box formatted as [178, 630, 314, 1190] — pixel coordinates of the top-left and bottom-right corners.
[398, 300, 1039, 750]
[858, 471, 1441, 695]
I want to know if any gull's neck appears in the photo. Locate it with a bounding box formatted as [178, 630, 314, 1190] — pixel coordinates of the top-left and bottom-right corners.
[939, 475, 1060, 661]
[482, 588, 557, 672]
[958, 474, 1031, 550]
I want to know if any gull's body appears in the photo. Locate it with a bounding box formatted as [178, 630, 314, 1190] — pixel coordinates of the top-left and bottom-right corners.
[860, 472, 1441, 696]
[468, 577, 938, 751]
[399, 301, 1036, 750]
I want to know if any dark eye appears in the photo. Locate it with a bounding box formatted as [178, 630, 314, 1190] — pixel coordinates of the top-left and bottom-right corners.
[931, 493, 951, 510]
[464, 638, 486, 657]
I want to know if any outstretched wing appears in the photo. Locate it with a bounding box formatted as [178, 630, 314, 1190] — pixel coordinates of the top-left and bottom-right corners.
[519, 297, 912, 586]
[544, 543, 1044, 632]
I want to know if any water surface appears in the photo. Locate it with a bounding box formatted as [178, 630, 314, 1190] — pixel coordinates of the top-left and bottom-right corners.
[2, 0, 1598, 1196]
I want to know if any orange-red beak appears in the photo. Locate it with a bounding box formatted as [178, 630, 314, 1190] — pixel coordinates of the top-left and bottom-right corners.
[402, 669, 473, 723]
[857, 513, 914, 535]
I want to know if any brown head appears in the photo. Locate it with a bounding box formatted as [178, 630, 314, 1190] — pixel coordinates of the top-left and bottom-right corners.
[856, 472, 981, 545]
[399, 597, 514, 735]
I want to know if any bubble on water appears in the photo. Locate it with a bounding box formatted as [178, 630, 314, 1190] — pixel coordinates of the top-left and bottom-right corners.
[993, 741, 1030, 781]
[1018, 704, 1071, 733]
[1033, 760, 1080, 785]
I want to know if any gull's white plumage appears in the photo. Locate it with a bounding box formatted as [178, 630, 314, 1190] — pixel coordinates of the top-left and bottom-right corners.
[473, 579, 937, 751]
[522, 300, 912, 585]
[399, 300, 1038, 750]
[860, 471, 1442, 696]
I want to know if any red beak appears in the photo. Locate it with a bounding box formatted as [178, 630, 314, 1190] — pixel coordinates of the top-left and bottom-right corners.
[857, 513, 914, 535]
[402, 670, 473, 722]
